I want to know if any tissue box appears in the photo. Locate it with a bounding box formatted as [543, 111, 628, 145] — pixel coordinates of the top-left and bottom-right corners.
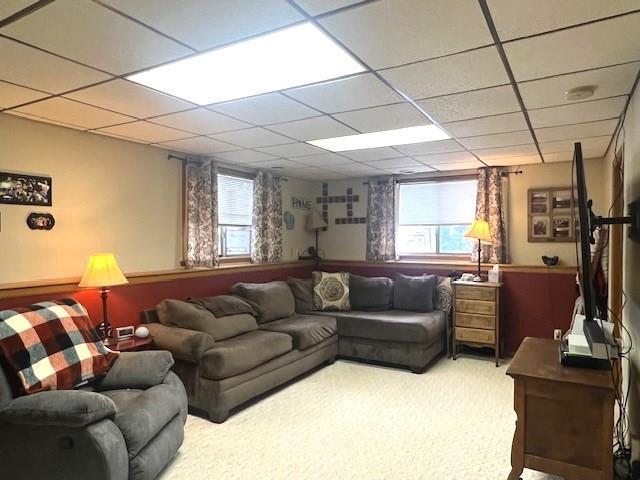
[488, 267, 501, 283]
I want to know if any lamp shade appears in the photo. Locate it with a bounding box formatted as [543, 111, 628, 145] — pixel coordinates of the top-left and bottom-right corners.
[464, 219, 492, 245]
[78, 253, 128, 288]
[306, 211, 327, 230]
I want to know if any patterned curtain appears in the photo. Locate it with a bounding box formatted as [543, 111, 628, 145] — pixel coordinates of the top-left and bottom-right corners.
[366, 176, 396, 261]
[251, 171, 283, 264]
[185, 157, 219, 268]
[473, 167, 507, 263]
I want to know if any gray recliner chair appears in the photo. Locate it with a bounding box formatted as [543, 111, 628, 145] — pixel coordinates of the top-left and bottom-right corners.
[0, 350, 188, 480]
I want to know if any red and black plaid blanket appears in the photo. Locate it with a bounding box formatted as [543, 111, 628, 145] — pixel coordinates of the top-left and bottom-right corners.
[0, 299, 118, 394]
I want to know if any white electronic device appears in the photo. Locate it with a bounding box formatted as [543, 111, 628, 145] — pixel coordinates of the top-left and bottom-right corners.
[115, 326, 135, 340]
[562, 313, 619, 367]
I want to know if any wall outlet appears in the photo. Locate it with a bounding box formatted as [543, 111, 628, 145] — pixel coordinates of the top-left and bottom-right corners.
[553, 329, 562, 340]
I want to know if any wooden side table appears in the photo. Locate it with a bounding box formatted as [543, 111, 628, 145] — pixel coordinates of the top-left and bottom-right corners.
[506, 338, 614, 480]
[105, 336, 153, 352]
[452, 280, 502, 366]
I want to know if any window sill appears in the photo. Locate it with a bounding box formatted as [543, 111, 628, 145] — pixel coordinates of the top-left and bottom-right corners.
[218, 256, 251, 265]
[398, 254, 470, 261]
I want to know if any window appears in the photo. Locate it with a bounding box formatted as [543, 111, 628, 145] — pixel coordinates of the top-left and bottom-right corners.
[218, 174, 253, 257]
[397, 179, 478, 255]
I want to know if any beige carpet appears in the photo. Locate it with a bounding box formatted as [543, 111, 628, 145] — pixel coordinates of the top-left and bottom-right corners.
[160, 356, 561, 480]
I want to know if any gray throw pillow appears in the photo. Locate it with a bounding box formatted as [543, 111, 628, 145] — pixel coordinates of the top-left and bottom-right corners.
[312, 271, 350, 311]
[156, 299, 257, 340]
[187, 295, 257, 318]
[287, 277, 314, 313]
[349, 274, 394, 311]
[393, 274, 436, 312]
[231, 281, 295, 323]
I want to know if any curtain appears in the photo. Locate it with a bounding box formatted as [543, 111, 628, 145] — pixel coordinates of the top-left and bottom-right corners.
[473, 167, 507, 264]
[185, 157, 219, 268]
[366, 176, 396, 261]
[251, 171, 283, 263]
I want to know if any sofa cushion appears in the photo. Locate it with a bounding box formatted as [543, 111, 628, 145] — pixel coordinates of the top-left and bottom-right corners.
[231, 281, 295, 323]
[157, 299, 257, 341]
[260, 314, 337, 350]
[312, 271, 350, 311]
[201, 330, 292, 380]
[287, 277, 314, 313]
[315, 309, 445, 344]
[393, 274, 436, 312]
[435, 276, 453, 312]
[187, 295, 257, 318]
[102, 382, 184, 459]
[349, 274, 394, 311]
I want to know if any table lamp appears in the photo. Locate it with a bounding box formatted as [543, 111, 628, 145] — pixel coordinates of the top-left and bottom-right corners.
[78, 253, 128, 341]
[464, 219, 492, 282]
[306, 211, 327, 267]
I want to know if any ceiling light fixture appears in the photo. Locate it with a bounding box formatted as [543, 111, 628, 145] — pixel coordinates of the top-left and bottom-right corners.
[565, 85, 596, 101]
[307, 125, 450, 151]
[127, 23, 365, 105]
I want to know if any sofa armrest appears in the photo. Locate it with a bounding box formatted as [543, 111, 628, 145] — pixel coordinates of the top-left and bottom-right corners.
[96, 351, 174, 390]
[146, 322, 215, 363]
[0, 390, 116, 427]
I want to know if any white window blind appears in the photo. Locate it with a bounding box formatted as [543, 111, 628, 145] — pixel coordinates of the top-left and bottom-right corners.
[398, 179, 477, 225]
[218, 174, 253, 226]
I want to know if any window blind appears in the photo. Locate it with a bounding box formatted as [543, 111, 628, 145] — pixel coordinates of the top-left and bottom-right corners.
[218, 174, 253, 225]
[398, 179, 477, 225]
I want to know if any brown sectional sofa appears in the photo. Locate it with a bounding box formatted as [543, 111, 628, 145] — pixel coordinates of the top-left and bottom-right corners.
[144, 274, 452, 423]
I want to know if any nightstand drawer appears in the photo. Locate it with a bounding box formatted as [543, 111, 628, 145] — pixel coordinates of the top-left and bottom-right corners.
[455, 327, 495, 344]
[456, 313, 495, 330]
[455, 299, 496, 316]
[456, 285, 496, 301]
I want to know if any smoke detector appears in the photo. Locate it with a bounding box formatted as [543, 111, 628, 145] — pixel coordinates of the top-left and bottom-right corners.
[565, 85, 596, 101]
[399, 169, 416, 174]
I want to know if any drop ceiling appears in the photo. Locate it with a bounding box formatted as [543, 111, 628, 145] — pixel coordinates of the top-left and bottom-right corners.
[1, 0, 639, 181]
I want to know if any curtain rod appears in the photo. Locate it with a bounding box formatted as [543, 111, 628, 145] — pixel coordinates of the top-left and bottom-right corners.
[362, 172, 478, 185]
[168, 154, 287, 181]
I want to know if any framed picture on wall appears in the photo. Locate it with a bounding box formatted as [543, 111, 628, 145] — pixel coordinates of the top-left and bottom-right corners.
[528, 187, 576, 242]
[0, 171, 52, 206]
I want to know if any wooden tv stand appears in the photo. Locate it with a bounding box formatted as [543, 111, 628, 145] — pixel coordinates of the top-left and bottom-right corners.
[506, 337, 614, 480]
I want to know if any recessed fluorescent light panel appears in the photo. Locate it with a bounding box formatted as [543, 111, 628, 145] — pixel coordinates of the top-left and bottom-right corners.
[127, 23, 364, 105]
[308, 125, 451, 151]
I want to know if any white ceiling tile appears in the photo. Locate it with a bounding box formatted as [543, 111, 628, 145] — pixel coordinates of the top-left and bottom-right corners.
[334, 103, 428, 133]
[460, 130, 534, 149]
[394, 139, 465, 156]
[0, 81, 49, 109]
[366, 157, 421, 168]
[150, 108, 250, 135]
[417, 85, 520, 123]
[293, 153, 351, 166]
[15, 97, 134, 129]
[210, 127, 294, 148]
[268, 116, 357, 141]
[380, 47, 509, 100]
[256, 142, 327, 157]
[342, 147, 404, 161]
[0, 37, 110, 94]
[319, 0, 492, 69]
[487, 0, 640, 41]
[473, 144, 540, 160]
[518, 62, 640, 110]
[483, 155, 541, 166]
[504, 13, 640, 81]
[528, 96, 627, 129]
[214, 149, 278, 164]
[1, 0, 192, 75]
[295, 0, 363, 16]
[535, 119, 618, 142]
[431, 160, 484, 171]
[285, 73, 403, 113]
[6, 109, 85, 131]
[210, 93, 320, 125]
[328, 163, 386, 174]
[65, 79, 194, 118]
[384, 164, 437, 174]
[281, 166, 329, 178]
[414, 151, 477, 165]
[248, 159, 302, 169]
[107, 0, 303, 51]
[97, 121, 192, 143]
[156, 136, 240, 155]
[444, 112, 528, 138]
[539, 135, 611, 155]
[544, 147, 607, 163]
[0, 1, 37, 21]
